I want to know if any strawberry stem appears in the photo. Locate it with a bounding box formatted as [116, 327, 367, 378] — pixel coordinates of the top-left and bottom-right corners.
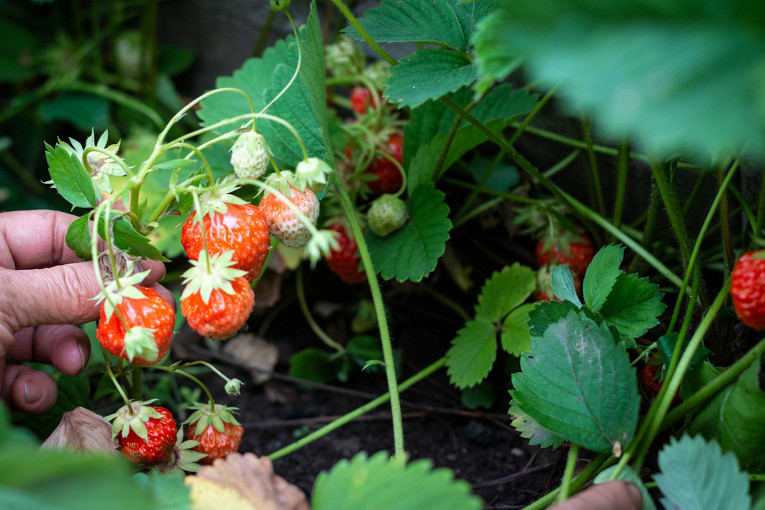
[191, 192, 212, 274]
[101, 347, 132, 410]
[296, 265, 345, 357]
[557, 443, 580, 503]
[150, 365, 216, 413]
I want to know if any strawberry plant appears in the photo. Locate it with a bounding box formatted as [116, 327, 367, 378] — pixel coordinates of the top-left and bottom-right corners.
[4, 0, 765, 509]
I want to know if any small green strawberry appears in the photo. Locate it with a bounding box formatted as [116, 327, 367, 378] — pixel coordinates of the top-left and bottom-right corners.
[367, 194, 407, 237]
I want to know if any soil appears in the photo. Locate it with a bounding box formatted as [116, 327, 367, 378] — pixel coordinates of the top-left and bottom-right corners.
[171, 220, 572, 509]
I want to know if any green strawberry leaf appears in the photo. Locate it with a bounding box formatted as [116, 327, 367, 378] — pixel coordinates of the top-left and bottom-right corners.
[111, 216, 169, 262]
[472, 1, 765, 162]
[501, 303, 536, 356]
[343, 0, 494, 52]
[688, 361, 765, 472]
[583, 244, 625, 313]
[654, 435, 751, 510]
[598, 272, 665, 339]
[404, 85, 538, 177]
[65, 213, 94, 260]
[527, 299, 581, 339]
[509, 404, 566, 449]
[45, 143, 97, 209]
[384, 50, 477, 109]
[594, 465, 657, 510]
[133, 471, 190, 510]
[510, 310, 639, 453]
[312, 451, 483, 510]
[461, 381, 495, 410]
[657, 332, 710, 369]
[198, 4, 330, 170]
[39, 92, 110, 131]
[289, 348, 338, 384]
[365, 184, 451, 282]
[550, 265, 582, 306]
[445, 318, 497, 389]
[475, 264, 536, 322]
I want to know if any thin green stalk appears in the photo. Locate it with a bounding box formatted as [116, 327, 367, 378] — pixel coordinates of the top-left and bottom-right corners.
[63, 82, 164, 130]
[331, 171, 405, 460]
[330, 0, 397, 66]
[727, 183, 759, 239]
[558, 444, 580, 503]
[757, 162, 765, 240]
[611, 140, 629, 239]
[434, 100, 479, 182]
[296, 265, 345, 356]
[102, 348, 131, 408]
[718, 163, 734, 272]
[663, 333, 765, 430]
[508, 86, 557, 146]
[268, 357, 446, 461]
[651, 160, 692, 269]
[454, 152, 503, 224]
[151, 365, 216, 411]
[580, 116, 606, 218]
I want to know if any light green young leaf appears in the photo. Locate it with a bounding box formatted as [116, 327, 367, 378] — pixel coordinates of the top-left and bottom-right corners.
[475, 264, 536, 322]
[550, 265, 582, 306]
[384, 50, 477, 109]
[594, 465, 656, 510]
[501, 303, 536, 356]
[689, 361, 765, 472]
[364, 184, 451, 282]
[445, 318, 497, 389]
[45, 143, 97, 209]
[312, 451, 483, 510]
[583, 244, 624, 313]
[510, 311, 639, 453]
[472, 9, 523, 95]
[654, 435, 751, 510]
[65, 213, 94, 260]
[598, 272, 665, 339]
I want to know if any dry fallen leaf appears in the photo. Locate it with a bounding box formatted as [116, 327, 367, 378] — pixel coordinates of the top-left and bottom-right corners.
[185, 452, 309, 510]
[41, 407, 117, 453]
[222, 334, 278, 384]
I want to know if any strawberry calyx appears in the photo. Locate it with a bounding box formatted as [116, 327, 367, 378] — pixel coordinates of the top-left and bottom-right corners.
[93, 269, 151, 321]
[160, 426, 208, 473]
[305, 229, 341, 266]
[181, 250, 247, 305]
[55, 130, 126, 193]
[295, 157, 332, 194]
[106, 399, 162, 441]
[184, 402, 241, 438]
[122, 326, 160, 363]
[263, 170, 299, 197]
[192, 182, 248, 221]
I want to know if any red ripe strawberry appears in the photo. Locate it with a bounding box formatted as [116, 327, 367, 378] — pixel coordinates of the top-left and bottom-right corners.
[182, 202, 271, 282]
[640, 358, 682, 406]
[97, 285, 175, 366]
[350, 85, 373, 115]
[108, 402, 177, 465]
[259, 185, 320, 248]
[365, 133, 404, 194]
[535, 233, 595, 277]
[730, 250, 765, 330]
[185, 403, 243, 465]
[324, 224, 366, 284]
[181, 251, 255, 340]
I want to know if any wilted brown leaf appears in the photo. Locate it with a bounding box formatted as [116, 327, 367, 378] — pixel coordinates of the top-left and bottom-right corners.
[222, 334, 278, 384]
[185, 452, 309, 510]
[41, 407, 117, 453]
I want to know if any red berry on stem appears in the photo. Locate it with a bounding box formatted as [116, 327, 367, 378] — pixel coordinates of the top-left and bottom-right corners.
[110, 403, 178, 466]
[185, 403, 244, 465]
[324, 224, 366, 284]
[350, 86, 373, 115]
[535, 233, 595, 277]
[730, 250, 765, 330]
[365, 133, 403, 195]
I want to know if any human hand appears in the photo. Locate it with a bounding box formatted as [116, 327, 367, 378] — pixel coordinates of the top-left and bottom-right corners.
[551, 480, 643, 510]
[0, 210, 172, 414]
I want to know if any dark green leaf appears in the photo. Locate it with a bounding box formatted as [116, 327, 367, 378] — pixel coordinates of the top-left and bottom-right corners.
[598, 272, 665, 339]
[510, 311, 639, 452]
[365, 184, 451, 282]
[39, 92, 110, 130]
[45, 143, 97, 209]
[654, 435, 751, 510]
[461, 381, 495, 410]
[527, 299, 581, 339]
[689, 361, 765, 472]
[583, 244, 624, 313]
[472, 1, 765, 162]
[501, 303, 536, 356]
[289, 348, 337, 384]
[509, 404, 566, 449]
[550, 265, 582, 306]
[133, 471, 191, 510]
[65, 213, 94, 260]
[312, 452, 483, 510]
[385, 50, 477, 109]
[445, 318, 497, 389]
[473, 9, 523, 95]
[657, 332, 710, 369]
[110, 216, 169, 262]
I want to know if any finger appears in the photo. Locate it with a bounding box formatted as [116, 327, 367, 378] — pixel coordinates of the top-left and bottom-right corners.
[2, 363, 58, 415]
[9, 325, 91, 377]
[551, 481, 643, 510]
[0, 263, 168, 355]
[0, 209, 166, 277]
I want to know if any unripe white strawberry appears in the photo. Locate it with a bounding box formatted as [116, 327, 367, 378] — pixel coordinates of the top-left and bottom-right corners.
[231, 131, 269, 180]
[260, 186, 320, 248]
[367, 194, 407, 237]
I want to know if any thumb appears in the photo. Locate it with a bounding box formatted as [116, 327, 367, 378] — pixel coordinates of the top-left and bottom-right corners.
[552, 481, 643, 510]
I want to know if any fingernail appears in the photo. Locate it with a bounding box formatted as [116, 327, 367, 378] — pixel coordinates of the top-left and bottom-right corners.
[24, 382, 42, 404]
[78, 344, 89, 369]
[625, 481, 643, 505]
